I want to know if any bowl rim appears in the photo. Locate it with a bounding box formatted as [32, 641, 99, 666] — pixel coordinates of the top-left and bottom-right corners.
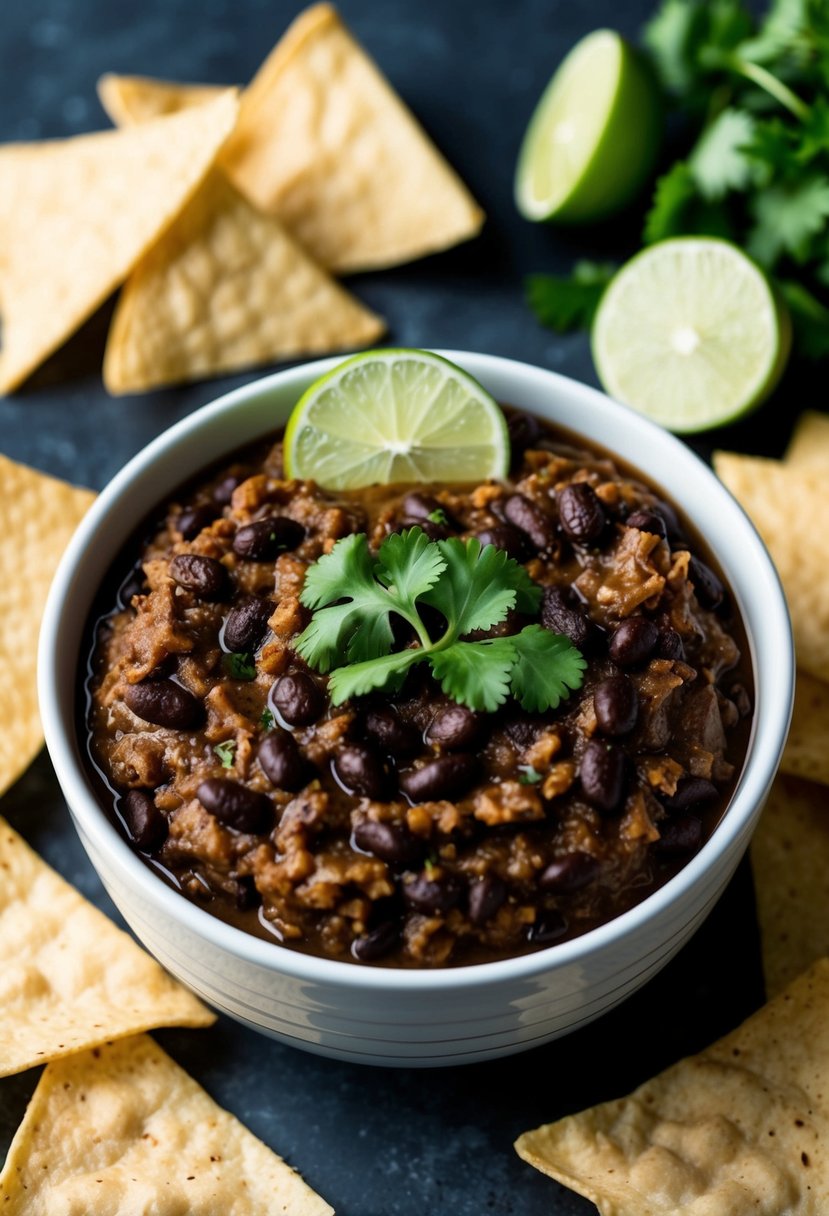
[38, 350, 794, 993]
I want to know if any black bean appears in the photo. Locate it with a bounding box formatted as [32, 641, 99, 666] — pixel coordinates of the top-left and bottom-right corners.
[625, 509, 667, 541]
[117, 564, 146, 609]
[652, 498, 685, 544]
[197, 777, 273, 833]
[144, 655, 177, 681]
[233, 517, 305, 561]
[540, 586, 597, 652]
[364, 707, 421, 758]
[222, 595, 273, 653]
[270, 672, 325, 727]
[503, 493, 556, 552]
[169, 553, 230, 601]
[558, 483, 606, 545]
[657, 625, 685, 661]
[688, 556, 725, 610]
[608, 617, 659, 667]
[258, 730, 309, 792]
[468, 875, 507, 925]
[174, 503, 217, 541]
[507, 411, 545, 464]
[474, 524, 531, 562]
[663, 777, 719, 814]
[213, 474, 243, 505]
[402, 493, 455, 529]
[234, 876, 261, 911]
[403, 871, 465, 914]
[334, 744, 393, 799]
[527, 911, 567, 944]
[399, 754, 479, 803]
[594, 676, 639, 737]
[654, 814, 703, 857]
[425, 704, 482, 751]
[580, 740, 626, 813]
[399, 516, 451, 541]
[540, 851, 600, 893]
[120, 790, 167, 852]
[352, 819, 422, 866]
[124, 679, 203, 730]
[352, 921, 400, 962]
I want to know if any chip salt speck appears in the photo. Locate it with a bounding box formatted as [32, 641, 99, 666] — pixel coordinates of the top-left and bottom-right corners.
[0, 1034, 334, 1215]
[0, 817, 214, 1077]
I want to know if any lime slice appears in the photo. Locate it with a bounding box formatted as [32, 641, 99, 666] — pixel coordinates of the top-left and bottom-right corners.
[515, 29, 661, 225]
[592, 238, 791, 433]
[283, 350, 509, 490]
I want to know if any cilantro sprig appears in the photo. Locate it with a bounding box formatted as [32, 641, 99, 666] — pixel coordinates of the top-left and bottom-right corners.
[295, 527, 586, 713]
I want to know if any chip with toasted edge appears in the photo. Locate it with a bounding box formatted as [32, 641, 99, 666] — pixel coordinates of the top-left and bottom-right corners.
[0, 1034, 334, 1215]
[0, 455, 94, 796]
[0, 817, 215, 1077]
[104, 171, 385, 393]
[0, 90, 238, 393]
[95, 5, 485, 273]
[516, 958, 829, 1215]
[782, 670, 829, 787]
[98, 71, 226, 126]
[752, 775, 829, 997]
[714, 451, 829, 683]
[786, 409, 829, 471]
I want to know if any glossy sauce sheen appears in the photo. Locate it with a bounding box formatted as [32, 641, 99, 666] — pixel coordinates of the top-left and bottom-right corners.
[81, 408, 753, 968]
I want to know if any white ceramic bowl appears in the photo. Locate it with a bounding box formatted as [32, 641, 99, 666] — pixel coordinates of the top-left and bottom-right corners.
[39, 352, 793, 1067]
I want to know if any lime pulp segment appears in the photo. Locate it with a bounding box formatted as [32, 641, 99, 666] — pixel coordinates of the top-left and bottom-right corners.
[284, 350, 510, 490]
[591, 238, 790, 433]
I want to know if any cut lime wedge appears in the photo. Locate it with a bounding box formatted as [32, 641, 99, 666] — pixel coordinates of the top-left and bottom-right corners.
[592, 238, 791, 433]
[283, 350, 509, 490]
[515, 29, 661, 225]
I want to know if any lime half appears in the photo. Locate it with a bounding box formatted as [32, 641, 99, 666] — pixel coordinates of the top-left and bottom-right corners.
[284, 350, 509, 490]
[592, 238, 791, 433]
[515, 29, 661, 225]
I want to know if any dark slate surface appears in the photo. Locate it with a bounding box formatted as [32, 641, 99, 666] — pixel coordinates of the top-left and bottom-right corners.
[0, 1, 777, 1212]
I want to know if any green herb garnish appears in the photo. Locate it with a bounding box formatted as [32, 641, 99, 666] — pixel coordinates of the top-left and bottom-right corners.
[525, 262, 617, 334]
[214, 740, 237, 769]
[518, 766, 543, 785]
[260, 708, 275, 731]
[427, 508, 449, 525]
[223, 652, 256, 681]
[295, 527, 585, 712]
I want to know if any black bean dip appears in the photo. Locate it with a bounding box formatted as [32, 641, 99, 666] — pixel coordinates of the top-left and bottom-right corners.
[83, 408, 752, 967]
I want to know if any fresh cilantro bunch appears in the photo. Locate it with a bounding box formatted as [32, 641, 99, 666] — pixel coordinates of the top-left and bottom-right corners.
[528, 0, 829, 357]
[295, 527, 586, 713]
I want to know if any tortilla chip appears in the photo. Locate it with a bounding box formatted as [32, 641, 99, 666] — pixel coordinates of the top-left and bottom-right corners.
[98, 71, 226, 126]
[786, 410, 829, 471]
[714, 451, 829, 682]
[0, 1034, 334, 1215]
[782, 670, 829, 787]
[0, 817, 214, 1077]
[96, 5, 485, 273]
[752, 775, 829, 997]
[104, 171, 385, 393]
[516, 958, 829, 1214]
[0, 455, 94, 795]
[0, 90, 238, 392]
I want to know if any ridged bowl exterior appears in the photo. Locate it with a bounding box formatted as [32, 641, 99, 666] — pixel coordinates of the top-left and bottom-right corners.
[39, 353, 793, 1066]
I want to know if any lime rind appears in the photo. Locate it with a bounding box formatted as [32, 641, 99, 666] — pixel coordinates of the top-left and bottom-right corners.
[284, 349, 510, 490]
[591, 237, 790, 433]
[516, 29, 661, 225]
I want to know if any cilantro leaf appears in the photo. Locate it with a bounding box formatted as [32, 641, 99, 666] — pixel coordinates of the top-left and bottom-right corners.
[430, 638, 516, 713]
[518, 766, 543, 785]
[779, 279, 829, 357]
[644, 0, 752, 103]
[643, 162, 734, 244]
[689, 108, 756, 199]
[328, 648, 424, 705]
[508, 625, 587, 713]
[214, 740, 237, 769]
[525, 262, 616, 334]
[260, 708, 275, 730]
[375, 527, 447, 611]
[748, 175, 829, 265]
[223, 652, 256, 681]
[422, 538, 521, 636]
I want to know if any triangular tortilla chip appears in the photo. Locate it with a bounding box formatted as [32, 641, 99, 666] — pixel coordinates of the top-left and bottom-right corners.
[0, 817, 214, 1077]
[782, 670, 829, 787]
[0, 90, 239, 392]
[714, 451, 829, 682]
[516, 959, 829, 1215]
[103, 170, 385, 393]
[786, 409, 829, 471]
[0, 455, 94, 795]
[96, 5, 485, 273]
[98, 71, 226, 126]
[752, 774, 829, 997]
[0, 1034, 334, 1215]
